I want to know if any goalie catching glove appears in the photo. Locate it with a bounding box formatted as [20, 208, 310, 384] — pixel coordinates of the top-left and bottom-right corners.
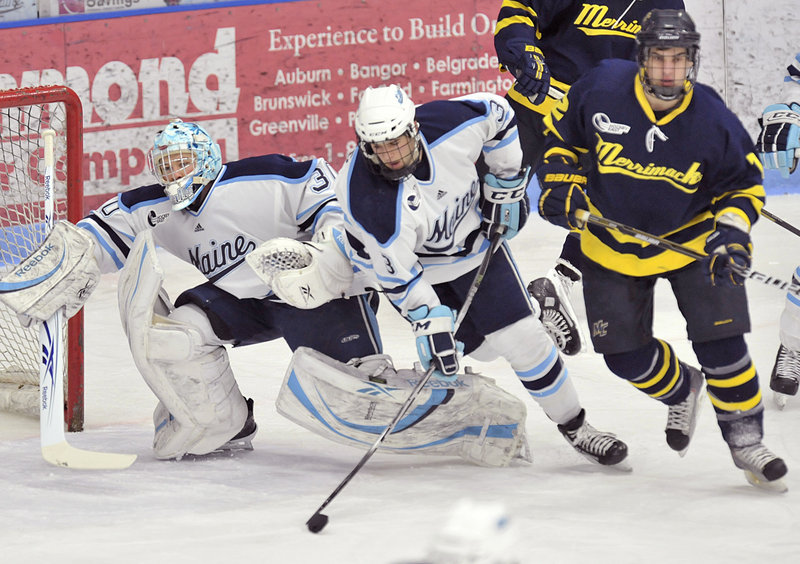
[702, 213, 752, 287]
[0, 221, 100, 325]
[756, 102, 800, 178]
[480, 168, 530, 240]
[245, 225, 354, 309]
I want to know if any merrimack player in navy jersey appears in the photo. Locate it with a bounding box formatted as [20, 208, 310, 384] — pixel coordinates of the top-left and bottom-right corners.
[755, 51, 800, 408]
[330, 84, 629, 468]
[535, 9, 788, 489]
[10, 119, 383, 461]
[494, 0, 684, 356]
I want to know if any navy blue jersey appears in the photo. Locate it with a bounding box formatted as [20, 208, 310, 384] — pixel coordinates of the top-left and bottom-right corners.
[540, 59, 765, 276]
[495, 0, 684, 115]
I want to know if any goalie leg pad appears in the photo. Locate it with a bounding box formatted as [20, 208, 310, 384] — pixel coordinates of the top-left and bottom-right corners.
[0, 221, 100, 322]
[119, 231, 247, 460]
[276, 347, 530, 467]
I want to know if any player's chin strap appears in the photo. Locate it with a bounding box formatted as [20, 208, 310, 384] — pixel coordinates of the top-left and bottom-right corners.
[575, 209, 800, 296]
[305, 230, 505, 534]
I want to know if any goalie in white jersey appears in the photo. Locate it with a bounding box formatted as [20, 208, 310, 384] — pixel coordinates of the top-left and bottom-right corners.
[756, 51, 800, 407]
[328, 85, 629, 467]
[2, 119, 384, 460]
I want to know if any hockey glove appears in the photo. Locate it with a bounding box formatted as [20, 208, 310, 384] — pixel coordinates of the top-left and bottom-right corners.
[537, 163, 589, 230]
[703, 218, 752, 287]
[756, 102, 800, 178]
[480, 168, 531, 240]
[408, 305, 463, 381]
[496, 38, 550, 105]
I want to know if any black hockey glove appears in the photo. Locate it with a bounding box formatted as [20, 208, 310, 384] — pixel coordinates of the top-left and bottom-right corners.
[496, 38, 550, 105]
[480, 168, 531, 240]
[537, 163, 589, 230]
[756, 102, 800, 179]
[703, 223, 752, 286]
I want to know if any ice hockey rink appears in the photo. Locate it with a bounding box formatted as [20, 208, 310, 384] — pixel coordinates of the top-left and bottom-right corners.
[0, 187, 797, 563]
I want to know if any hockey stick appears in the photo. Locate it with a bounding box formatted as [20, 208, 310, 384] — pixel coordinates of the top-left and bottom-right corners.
[39, 130, 136, 470]
[762, 209, 800, 238]
[306, 231, 504, 533]
[575, 210, 800, 297]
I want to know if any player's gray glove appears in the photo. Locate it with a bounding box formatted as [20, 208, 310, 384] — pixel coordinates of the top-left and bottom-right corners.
[480, 168, 530, 240]
[496, 38, 550, 105]
[756, 102, 800, 178]
[703, 216, 752, 287]
[408, 305, 463, 381]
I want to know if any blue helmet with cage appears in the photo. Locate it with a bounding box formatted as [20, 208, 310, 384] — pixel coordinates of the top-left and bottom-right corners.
[147, 119, 222, 211]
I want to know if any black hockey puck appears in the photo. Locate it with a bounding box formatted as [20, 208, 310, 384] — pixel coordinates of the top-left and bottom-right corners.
[306, 513, 329, 533]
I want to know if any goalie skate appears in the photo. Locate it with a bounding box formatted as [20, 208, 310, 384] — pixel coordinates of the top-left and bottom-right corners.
[770, 345, 799, 410]
[528, 264, 584, 356]
[557, 409, 630, 469]
[215, 397, 257, 453]
[730, 443, 788, 493]
[665, 364, 704, 456]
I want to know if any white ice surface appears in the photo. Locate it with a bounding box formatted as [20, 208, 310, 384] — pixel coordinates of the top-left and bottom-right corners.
[2, 196, 800, 564]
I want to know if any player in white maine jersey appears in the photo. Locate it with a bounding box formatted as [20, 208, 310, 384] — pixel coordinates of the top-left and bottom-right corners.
[332, 85, 629, 467]
[756, 52, 800, 407]
[75, 119, 382, 460]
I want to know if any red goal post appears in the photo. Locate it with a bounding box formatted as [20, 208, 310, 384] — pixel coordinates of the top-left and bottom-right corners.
[0, 85, 84, 432]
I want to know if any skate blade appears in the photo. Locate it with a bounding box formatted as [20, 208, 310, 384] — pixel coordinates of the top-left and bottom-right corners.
[743, 470, 788, 494]
[773, 391, 789, 410]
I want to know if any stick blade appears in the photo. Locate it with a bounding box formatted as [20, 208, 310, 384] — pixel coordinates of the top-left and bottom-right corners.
[306, 512, 329, 534]
[42, 441, 137, 470]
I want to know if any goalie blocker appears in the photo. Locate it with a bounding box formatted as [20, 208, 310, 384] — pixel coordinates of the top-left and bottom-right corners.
[277, 347, 531, 467]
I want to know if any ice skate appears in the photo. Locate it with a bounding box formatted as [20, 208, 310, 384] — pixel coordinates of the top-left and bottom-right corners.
[528, 260, 584, 355]
[730, 443, 788, 493]
[217, 397, 258, 453]
[665, 364, 704, 456]
[558, 409, 630, 469]
[770, 344, 799, 410]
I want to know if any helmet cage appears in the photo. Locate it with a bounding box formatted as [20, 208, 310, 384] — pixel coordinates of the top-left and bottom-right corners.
[147, 119, 222, 210]
[636, 10, 701, 101]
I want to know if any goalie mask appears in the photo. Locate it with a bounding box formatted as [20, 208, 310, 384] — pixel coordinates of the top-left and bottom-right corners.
[355, 85, 422, 181]
[147, 119, 222, 211]
[636, 9, 700, 101]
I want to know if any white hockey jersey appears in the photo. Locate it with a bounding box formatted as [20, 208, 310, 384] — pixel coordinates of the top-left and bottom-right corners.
[78, 155, 341, 300]
[334, 93, 523, 316]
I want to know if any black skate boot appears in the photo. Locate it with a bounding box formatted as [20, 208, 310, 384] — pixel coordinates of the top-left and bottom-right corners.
[219, 397, 257, 452]
[665, 364, 704, 456]
[528, 261, 583, 356]
[558, 409, 629, 467]
[770, 345, 800, 409]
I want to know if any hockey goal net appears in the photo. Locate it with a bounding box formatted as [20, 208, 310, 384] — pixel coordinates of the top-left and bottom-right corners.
[0, 86, 84, 432]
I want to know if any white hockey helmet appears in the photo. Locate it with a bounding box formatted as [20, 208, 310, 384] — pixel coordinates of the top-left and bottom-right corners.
[147, 119, 222, 211]
[355, 85, 421, 181]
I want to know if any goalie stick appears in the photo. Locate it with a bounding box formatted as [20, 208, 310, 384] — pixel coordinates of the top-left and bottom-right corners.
[38, 130, 136, 470]
[306, 230, 505, 534]
[575, 210, 800, 297]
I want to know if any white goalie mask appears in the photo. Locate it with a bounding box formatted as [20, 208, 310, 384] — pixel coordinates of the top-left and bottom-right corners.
[355, 85, 422, 181]
[147, 119, 222, 211]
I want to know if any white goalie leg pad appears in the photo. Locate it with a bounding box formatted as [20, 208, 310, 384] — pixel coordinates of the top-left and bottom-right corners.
[484, 315, 581, 425]
[246, 225, 354, 309]
[0, 221, 100, 323]
[276, 347, 530, 467]
[119, 230, 246, 460]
